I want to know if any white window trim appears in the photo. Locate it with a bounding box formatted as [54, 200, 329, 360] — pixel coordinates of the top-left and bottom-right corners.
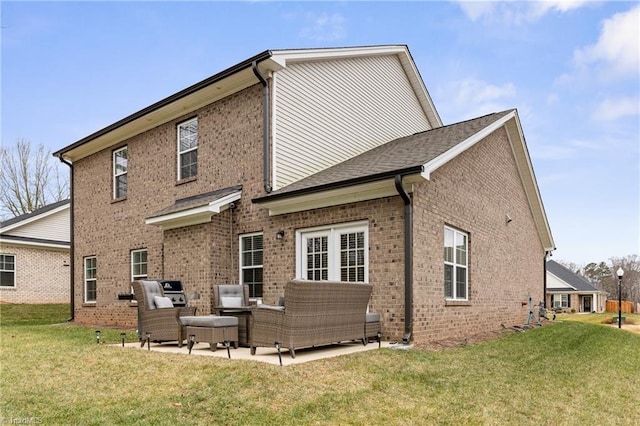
[239, 232, 264, 300]
[552, 294, 569, 309]
[177, 117, 198, 181]
[84, 256, 97, 304]
[113, 146, 127, 199]
[444, 226, 468, 301]
[0, 253, 16, 288]
[131, 249, 148, 281]
[296, 221, 369, 282]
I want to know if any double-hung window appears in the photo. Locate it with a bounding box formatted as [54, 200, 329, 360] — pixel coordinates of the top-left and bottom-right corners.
[177, 117, 198, 180]
[131, 249, 148, 281]
[444, 227, 468, 300]
[0, 254, 16, 287]
[84, 256, 97, 303]
[240, 233, 263, 299]
[552, 294, 569, 309]
[297, 222, 368, 283]
[113, 146, 128, 199]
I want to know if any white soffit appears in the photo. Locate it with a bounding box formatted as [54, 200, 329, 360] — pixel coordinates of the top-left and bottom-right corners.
[145, 191, 241, 230]
[260, 176, 421, 216]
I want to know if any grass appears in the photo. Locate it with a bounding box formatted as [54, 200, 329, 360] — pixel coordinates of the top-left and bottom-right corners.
[557, 311, 640, 327]
[1, 305, 639, 425]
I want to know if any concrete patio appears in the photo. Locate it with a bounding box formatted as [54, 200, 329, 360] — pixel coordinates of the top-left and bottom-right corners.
[122, 340, 391, 366]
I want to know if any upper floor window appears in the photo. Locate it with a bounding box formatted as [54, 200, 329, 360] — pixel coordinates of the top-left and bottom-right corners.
[84, 256, 97, 303]
[131, 249, 148, 281]
[444, 227, 468, 300]
[113, 146, 128, 199]
[240, 233, 263, 299]
[178, 117, 198, 180]
[297, 222, 368, 282]
[0, 254, 16, 288]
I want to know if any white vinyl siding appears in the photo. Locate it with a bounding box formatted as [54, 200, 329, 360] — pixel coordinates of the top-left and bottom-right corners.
[273, 55, 431, 189]
[297, 222, 368, 282]
[6, 207, 70, 242]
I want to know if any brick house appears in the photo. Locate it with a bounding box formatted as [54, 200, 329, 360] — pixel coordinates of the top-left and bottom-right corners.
[0, 200, 70, 304]
[546, 260, 606, 313]
[53, 45, 554, 344]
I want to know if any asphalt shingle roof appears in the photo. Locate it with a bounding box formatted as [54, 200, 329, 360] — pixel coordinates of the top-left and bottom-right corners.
[254, 110, 513, 202]
[147, 185, 242, 219]
[547, 260, 602, 292]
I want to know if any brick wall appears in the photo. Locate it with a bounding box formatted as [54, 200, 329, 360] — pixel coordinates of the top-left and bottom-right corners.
[70, 81, 546, 345]
[412, 126, 545, 343]
[0, 245, 70, 304]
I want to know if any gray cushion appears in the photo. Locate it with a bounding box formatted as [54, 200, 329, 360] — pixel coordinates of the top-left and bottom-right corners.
[366, 312, 381, 323]
[256, 304, 285, 312]
[220, 296, 243, 308]
[154, 296, 174, 309]
[141, 280, 163, 310]
[180, 315, 238, 328]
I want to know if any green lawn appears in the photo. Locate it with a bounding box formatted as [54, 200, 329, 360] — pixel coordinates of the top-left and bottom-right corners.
[1, 305, 639, 425]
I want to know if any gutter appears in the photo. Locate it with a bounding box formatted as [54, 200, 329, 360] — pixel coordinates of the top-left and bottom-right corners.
[394, 174, 413, 345]
[57, 155, 74, 322]
[53, 50, 274, 158]
[252, 61, 272, 193]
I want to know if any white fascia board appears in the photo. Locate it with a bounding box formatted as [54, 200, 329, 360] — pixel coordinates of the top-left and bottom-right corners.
[262, 175, 422, 216]
[0, 203, 70, 234]
[145, 191, 241, 230]
[0, 237, 70, 251]
[270, 45, 408, 65]
[421, 111, 516, 180]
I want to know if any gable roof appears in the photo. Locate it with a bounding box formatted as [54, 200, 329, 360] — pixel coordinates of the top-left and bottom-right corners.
[145, 185, 242, 230]
[0, 199, 70, 249]
[547, 260, 603, 293]
[53, 45, 441, 162]
[253, 109, 555, 252]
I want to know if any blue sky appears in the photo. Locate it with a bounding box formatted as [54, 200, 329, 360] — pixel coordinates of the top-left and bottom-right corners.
[2, 1, 638, 266]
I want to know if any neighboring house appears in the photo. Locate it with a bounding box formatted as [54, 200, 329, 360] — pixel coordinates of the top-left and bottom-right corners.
[0, 200, 70, 304]
[52, 45, 554, 345]
[546, 260, 606, 313]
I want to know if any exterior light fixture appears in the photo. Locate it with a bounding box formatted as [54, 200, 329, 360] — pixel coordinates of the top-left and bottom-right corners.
[95, 330, 101, 344]
[616, 268, 624, 329]
[276, 230, 285, 239]
[121, 332, 126, 347]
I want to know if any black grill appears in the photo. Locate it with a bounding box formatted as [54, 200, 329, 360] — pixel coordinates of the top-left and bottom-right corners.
[160, 280, 187, 307]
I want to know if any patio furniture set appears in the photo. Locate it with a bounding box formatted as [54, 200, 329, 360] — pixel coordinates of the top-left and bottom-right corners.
[131, 279, 382, 363]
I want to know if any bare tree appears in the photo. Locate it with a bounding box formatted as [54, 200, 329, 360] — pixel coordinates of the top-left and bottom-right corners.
[0, 139, 69, 219]
[609, 255, 640, 306]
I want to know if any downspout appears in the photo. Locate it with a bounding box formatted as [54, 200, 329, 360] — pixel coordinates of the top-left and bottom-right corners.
[252, 61, 272, 193]
[543, 251, 551, 308]
[395, 174, 413, 344]
[57, 155, 74, 322]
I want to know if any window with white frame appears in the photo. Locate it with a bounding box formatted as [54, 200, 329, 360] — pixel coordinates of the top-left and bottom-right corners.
[131, 249, 148, 281]
[0, 254, 16, 287]
[113, 146, 128, 199]
[297, 222, 368, 282]
[84, 256, 97, 303]
[444, 227, 468, 300]
[552, 294, 569, 308]
[177, 117, 198, 180]
[240, 233, 263, 298]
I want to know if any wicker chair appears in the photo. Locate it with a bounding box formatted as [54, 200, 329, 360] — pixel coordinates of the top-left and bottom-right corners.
[213, 284, 251, 346]
[132, 280, 196, 347]
[250, 280, 372, 359]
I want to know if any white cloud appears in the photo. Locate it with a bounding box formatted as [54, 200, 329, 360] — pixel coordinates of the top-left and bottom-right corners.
[455, 0, 590, 24]
[298, 12, 346, 43]
[573, 5, 640, 77]
[438, 77, 517, 122]
[592, 96, 640, 121]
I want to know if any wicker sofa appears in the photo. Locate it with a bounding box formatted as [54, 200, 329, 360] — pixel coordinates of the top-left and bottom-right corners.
[250, 280, 372, 358]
